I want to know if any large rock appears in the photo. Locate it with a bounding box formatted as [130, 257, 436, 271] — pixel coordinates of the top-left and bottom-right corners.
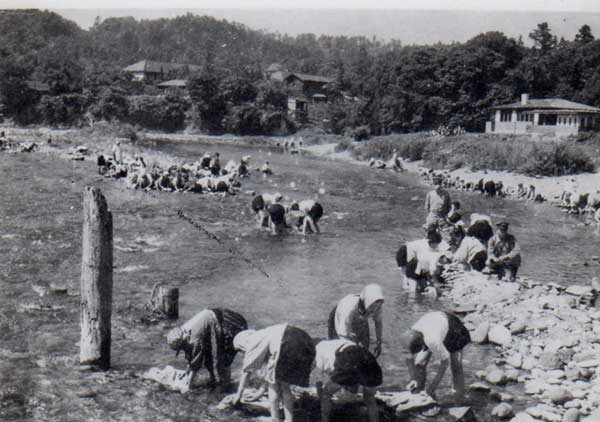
[374, 391, 437, 415]
[526, 405, 562, 422]
[489, 325, 512, 347]
[577, 359, 600, 368]
[492, 403, 514, 419]
[511, 412, 536, 422]
[510, 320, 528, 335]
[547, 388, 573, 405]
[486, 370, 507, 385]
[582, 409, 600, 422]
[522, 357, 538, 370]
[468, 383, 491, 393]
[563, 409, 581, 422]
[472, 322, 490, 344]
[565, 285, 594, 297]
[540, 352, 564, 369]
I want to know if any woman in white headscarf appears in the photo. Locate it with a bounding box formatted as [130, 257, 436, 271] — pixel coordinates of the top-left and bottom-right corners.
[327, 284, 384, 357]
[232, 324, 315, 422]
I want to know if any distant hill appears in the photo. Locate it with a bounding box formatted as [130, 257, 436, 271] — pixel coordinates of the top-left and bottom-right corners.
[55, 8, 600, 45]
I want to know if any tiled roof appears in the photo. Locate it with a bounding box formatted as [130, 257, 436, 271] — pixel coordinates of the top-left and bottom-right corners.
[285, 72, 335, 84]
[123, 60, 201, 74]
[492, 98, 600, 112]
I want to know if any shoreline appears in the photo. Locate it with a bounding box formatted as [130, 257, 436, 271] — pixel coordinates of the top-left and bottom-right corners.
[301, 141, 600, 224]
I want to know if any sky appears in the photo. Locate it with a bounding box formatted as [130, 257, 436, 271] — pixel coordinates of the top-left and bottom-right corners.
[2, 0, 600, 12]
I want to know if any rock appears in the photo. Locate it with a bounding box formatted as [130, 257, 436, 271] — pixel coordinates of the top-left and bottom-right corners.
[522, 357, 538, 370]
[374, 391, 437, 415]
[472, 322, 490, 343]
[510, 321, 528, 335]
[505, 369, 520, 382]
[492, 403, 514, 419]
[490, 391, 515, 402]
[526, 405, 562, 422]
[507, 353, 523, 369]
[566, 285, 594, 297]
[511, 412, 536, 422]
[468, 382, 491, 393]
[545, 340, 564, 353]
[558, 349, 576, 364]
[577, 359, 600, 368]
[548, 388, 573, 405]
[564, 400, 581, 409]
[525, 380, 545, 395]
[540, 352, 564, 369]
[563, 409, 581, 422]
[449, 406, 477, 422]
[486, 370, 507, 385]
[582, 409, 600, 422]
[489, 325, 512, 347]
[76, 388, 97, 398]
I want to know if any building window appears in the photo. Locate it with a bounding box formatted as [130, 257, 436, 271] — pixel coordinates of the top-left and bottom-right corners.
[500, 111, 512, 122]
[539, 115, 557, 126]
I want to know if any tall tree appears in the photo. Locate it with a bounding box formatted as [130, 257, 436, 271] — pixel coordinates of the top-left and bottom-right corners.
[575, 24, 594, 44]
[529, 22, 557, 52]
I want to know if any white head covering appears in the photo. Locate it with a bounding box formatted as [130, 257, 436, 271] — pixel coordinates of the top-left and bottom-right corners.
[360, 283, 384, 310]
[233, 329, 257, 352]
[166, 326, 190, 355]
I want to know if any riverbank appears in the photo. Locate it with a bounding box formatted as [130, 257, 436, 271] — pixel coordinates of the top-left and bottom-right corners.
[302, 140, 600, 224]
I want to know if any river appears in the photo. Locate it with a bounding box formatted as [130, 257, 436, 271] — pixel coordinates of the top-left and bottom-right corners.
[0, 137, 599, 421]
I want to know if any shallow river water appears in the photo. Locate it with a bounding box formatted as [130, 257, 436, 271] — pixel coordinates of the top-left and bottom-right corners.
[1, 138, 599, 422]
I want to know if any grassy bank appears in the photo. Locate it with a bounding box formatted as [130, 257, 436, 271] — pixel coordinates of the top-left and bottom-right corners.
[340, 133, 600, 176]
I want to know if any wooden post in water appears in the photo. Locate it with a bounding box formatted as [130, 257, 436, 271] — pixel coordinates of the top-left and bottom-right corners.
[151, 284, 179, 319]
[80, 187, 113, 370]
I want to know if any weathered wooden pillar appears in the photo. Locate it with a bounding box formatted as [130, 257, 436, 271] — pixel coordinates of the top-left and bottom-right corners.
[80, 187, 113, 370]
[157, 285, 179, 319]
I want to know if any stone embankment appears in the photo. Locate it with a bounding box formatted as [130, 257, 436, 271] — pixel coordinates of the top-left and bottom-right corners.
[445, 269, 600, 422]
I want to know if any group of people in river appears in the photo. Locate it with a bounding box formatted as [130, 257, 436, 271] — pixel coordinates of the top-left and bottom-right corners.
[159, 170, 530, 422]
[251, 192, 324, 236]
[96, 141, 276, 195]
[398, 173, 522, 296]
[421, 168, 600, 225]
[167, 284, 471, 422]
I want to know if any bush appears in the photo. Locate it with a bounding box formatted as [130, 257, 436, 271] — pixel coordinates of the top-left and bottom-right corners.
[223, 104, 262, 135]
[518, 143, 595, 176]
[126, 95, 189, 132]
[89, 88, 128, 122]
[334, 138, 353, 153]
[37, 93, 89, 126]
[352, 125, 370, 142]
[90, 121, 138, 141]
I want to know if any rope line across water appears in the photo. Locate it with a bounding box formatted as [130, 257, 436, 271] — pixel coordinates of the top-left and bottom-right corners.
[176, 209, 281, 285]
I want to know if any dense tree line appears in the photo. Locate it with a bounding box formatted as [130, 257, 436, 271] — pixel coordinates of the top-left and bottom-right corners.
[1, 10, 600, 134]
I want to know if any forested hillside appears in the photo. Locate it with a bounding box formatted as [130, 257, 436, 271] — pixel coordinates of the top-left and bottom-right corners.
[1, 9, 600, 135]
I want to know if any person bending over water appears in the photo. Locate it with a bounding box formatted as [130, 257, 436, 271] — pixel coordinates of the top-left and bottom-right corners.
[167, 308, 247, 387]
[298, 199, 323, 235]
[315, 339, 382, 422]
[328, 284, 384, 357]
[404, 311, 471, 400]
[232, 324, 315, 422]
[400, 229, 449, 293]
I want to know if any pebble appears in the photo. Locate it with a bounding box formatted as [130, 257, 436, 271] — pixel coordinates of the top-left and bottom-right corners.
[468, 382, 491, 393]
[506, 353, 523, 369]
[492, 403, 514, 419]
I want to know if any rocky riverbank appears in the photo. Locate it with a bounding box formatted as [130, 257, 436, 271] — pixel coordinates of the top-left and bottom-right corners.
[443, 269, 600, 422]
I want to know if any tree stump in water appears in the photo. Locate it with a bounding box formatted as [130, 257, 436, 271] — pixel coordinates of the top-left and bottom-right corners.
[80, 187, 113, 370]
[151, 284, 179, 319]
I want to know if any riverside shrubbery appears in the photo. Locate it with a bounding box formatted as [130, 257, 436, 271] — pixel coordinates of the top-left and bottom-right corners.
[350, 133, 597, 176]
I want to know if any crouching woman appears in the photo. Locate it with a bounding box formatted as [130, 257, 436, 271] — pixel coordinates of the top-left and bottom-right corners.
[314, 339, 382, 422]
[232, 324, 316, 422]
[167, 308, 248, 387]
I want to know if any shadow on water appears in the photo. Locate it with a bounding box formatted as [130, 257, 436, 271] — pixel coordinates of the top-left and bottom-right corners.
[0, 139, 598, 421]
